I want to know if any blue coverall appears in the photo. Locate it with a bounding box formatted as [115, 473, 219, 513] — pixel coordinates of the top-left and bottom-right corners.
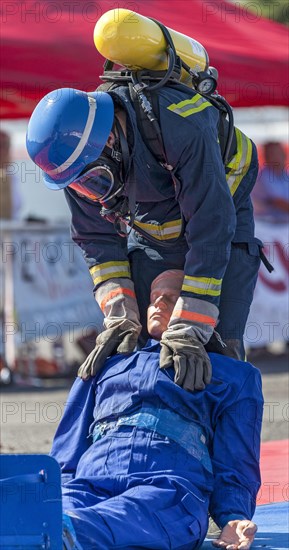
[64, 85, 261, 350]
[51, 340, 263, 549]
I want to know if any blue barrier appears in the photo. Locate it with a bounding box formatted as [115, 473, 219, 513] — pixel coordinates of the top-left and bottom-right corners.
[0, 454, 62, 549]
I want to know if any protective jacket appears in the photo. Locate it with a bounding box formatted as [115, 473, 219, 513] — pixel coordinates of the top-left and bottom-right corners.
[51, 341, 263, 548]
[64, 85, 258, 309]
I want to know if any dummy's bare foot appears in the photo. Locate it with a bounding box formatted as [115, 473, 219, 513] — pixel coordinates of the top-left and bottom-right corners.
[212, 519, 257, 550]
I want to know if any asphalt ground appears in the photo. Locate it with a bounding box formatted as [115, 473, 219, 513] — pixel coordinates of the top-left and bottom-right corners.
[1, 350, 288, 455]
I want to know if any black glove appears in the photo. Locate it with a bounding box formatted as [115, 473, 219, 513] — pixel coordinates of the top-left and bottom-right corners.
[160, 335, 212, 392]
[78, 320, 139, 380]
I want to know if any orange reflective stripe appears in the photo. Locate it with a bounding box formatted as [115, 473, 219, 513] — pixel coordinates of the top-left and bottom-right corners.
[173, 309, 217, 327]
[100, 287, 136, 312]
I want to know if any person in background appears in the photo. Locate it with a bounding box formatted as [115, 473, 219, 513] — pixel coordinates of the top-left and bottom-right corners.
[0, 130, 22, 220]
[51, 270, 263, 550]
[252, 141, 289, 223]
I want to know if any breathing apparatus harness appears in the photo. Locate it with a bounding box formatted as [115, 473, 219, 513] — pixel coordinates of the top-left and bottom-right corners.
[74, 18, 235, 246]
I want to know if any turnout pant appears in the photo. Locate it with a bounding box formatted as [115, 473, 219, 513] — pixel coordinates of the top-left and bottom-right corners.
[62, 427, 210, 549]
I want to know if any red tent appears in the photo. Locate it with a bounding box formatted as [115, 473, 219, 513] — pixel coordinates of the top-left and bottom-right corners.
[1, 0, 288, 119]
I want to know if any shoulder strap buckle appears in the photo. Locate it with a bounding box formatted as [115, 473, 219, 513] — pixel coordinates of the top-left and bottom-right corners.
[160, 162, 174, 171]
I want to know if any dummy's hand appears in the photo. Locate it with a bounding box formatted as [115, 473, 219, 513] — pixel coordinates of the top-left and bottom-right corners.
[78, 320, 139, 380]
[160, 335, 212, 392]
[212, 520, 257, 550]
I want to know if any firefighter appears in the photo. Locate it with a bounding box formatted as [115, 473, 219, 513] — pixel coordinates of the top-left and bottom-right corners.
[26, 79, 261, 391]
[52, 270, 262, 550]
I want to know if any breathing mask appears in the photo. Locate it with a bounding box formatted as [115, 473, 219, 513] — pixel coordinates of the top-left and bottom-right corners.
[68, 119, 131, 232]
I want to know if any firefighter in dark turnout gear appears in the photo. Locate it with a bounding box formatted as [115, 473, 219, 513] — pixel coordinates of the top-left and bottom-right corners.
[26, 83, 261, 391]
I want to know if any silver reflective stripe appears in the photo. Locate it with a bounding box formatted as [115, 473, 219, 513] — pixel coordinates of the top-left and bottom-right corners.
[134, 219, 182, 241]
[226, 129, 252, 196]
[46, 96, 97, 177]
[182, 275, 222, 297]
[90, 262, 130, 277]
[168, 94, 212, 118]
[89, 261, 131, 286]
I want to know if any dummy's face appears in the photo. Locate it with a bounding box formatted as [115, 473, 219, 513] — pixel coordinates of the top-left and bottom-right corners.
[147, 271, 183, 340]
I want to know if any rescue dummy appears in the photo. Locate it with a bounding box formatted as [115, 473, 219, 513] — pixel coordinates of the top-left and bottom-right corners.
[52, 270, 263, 550]
[26, 9, 267, 391]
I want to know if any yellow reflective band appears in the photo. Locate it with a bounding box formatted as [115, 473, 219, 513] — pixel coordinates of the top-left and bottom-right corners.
[182, 275, 222, 296]
[181, 101, 212, 117]
[89, 261, 131, 285]
[89, 261, 130, 276]
[182, 285, 221, 296]
[92, 271, 131, 286]
[226, 129, 252, 196]
[167, 94, 213, 118]
[168, 94, 201, 110]
[134, 219, 182, 241]
[184, 276, 222, 285]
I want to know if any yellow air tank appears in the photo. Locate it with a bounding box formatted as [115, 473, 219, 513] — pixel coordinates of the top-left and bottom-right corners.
[94, 9, 209, 86]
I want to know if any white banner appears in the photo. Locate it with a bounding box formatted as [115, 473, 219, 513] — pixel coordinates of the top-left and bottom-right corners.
[1, 224, 103, 349]
[244, 221, 289, 347]
[2, 221, 288, 353]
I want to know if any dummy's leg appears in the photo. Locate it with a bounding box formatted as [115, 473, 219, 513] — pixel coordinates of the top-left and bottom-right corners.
[63, 476, 208, 550]
[61, 427, 209, 549]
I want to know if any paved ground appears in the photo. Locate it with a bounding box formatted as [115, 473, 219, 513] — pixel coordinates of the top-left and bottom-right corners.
[1, 350, 288, 454]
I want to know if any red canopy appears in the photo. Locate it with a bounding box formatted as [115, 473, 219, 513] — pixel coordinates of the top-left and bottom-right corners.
[1, 0, 288, 119]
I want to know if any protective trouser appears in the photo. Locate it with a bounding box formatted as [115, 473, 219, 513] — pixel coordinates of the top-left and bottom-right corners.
[208, 240, 261, 360]
[62, 427, 209, 550]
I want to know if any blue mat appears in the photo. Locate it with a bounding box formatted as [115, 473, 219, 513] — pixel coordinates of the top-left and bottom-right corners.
[202, 502, 289, 550]
[252, 502, 289, 549]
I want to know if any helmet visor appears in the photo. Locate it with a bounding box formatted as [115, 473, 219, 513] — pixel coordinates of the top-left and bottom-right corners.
[69, 165, 114, 202]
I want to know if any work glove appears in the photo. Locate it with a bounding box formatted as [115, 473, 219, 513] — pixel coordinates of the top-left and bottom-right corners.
[160, 335, 212, 391]
[160, 296, 219, 392]
[78, 278, 141, 380]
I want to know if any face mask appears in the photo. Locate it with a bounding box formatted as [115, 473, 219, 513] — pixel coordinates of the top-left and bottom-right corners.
[69, 114, 131, 214]
[69, 118, 132, 235]
[69, 150, 124, 211]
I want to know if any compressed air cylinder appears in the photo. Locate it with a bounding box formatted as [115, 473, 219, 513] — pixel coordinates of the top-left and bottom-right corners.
[94, 9, 209, 85]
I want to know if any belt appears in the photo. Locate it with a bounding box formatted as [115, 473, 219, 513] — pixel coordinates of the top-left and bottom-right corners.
[93, 407, 212, 472]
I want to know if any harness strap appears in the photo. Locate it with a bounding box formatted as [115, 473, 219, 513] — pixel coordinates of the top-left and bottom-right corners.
[129, 82, 172, 169]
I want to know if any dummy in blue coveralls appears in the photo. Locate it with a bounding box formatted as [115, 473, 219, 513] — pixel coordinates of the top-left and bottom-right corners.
[51, 341, 263, 550]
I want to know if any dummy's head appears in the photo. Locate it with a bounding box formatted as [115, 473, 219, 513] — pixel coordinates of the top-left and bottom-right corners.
[147, 270, 183, 340]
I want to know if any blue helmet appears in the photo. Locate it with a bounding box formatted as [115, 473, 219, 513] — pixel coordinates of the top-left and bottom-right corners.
[26, 88, 114, 190]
